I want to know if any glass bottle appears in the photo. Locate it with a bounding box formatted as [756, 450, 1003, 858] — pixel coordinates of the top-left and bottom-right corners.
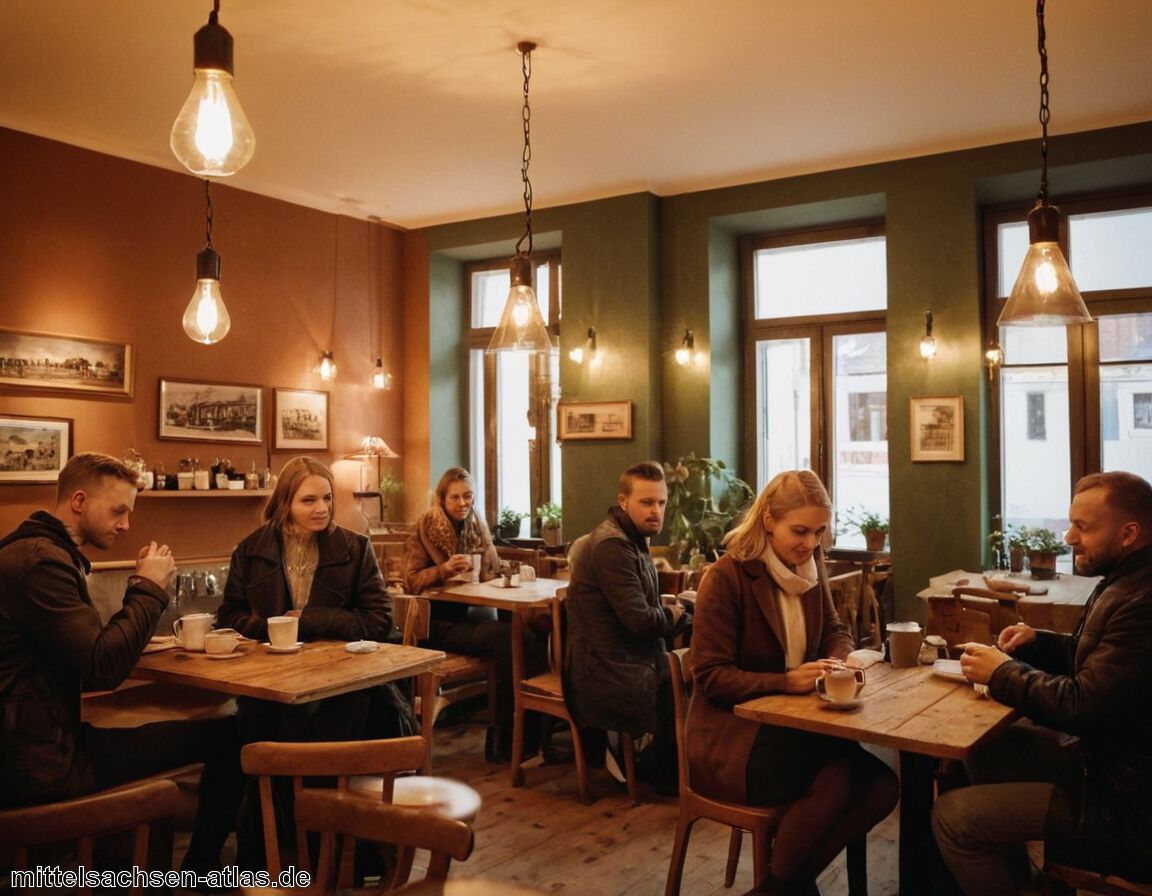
[245, 461, 260, 490]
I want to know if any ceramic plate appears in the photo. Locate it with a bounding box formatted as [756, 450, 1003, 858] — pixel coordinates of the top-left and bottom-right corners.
[263, 642, 304, 654]
[204, 651, 243, 660]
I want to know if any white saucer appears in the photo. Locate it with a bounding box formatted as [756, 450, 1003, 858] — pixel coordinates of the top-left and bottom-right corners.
[263, 642, 303, 653]
[204, 651, 243, 660]
[818, 694, 863, 710]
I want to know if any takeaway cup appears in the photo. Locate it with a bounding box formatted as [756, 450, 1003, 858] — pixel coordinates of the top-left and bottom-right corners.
[887, 621, 924, 668]
[173, 613, 214, 651]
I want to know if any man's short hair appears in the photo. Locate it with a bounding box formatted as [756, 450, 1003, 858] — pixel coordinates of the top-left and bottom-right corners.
[56, 452, 138, 504]
[1074, 471, 1152, 531]
[618, 461, 665, 497]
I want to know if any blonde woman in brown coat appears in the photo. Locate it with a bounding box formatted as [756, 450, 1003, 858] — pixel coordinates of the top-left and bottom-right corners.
[686, 470, 898, 895]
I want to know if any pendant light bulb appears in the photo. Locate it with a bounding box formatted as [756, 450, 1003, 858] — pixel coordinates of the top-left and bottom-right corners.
[183, 246, 230, 344]
[998, 203, 1091, 326]
[675, 329, 695, 366]
[319, 351, 337, 381]
[372, 357, 392, 390]
[488, 253, 551, 353]
[170, 6, 255, 177]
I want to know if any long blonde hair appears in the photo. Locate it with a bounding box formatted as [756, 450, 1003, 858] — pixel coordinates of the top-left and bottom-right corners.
[723, 470, 831, 562]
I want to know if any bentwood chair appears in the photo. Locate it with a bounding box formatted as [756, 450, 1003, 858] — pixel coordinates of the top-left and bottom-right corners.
[0, 779, 179, 896]
[240, 736, 480, 889]
[664, 649, 869, 896]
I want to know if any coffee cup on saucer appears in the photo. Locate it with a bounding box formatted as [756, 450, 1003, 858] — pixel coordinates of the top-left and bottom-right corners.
[173, 612, 214, 651]
[817, 667, 866, 703]
[203, 628, 241, 656]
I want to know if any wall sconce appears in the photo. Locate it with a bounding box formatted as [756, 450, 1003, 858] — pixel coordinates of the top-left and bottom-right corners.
[919, 311, 937, 361]
[675, 329, 699, 366]
[318, 350, 337, 381]
[170, 0, 255, 177]
[984, 341, 1004, 383]
[568, 327, 597, 366]
[371, 357, 393, 390]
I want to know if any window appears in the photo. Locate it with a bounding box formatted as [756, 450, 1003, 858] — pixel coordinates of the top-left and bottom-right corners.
[744, 223, 888, 548]
[986, 194, 1152, 541]
[466, 255, 562, 528]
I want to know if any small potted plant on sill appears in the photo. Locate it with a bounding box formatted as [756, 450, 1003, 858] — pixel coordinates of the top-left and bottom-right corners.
[839, 506, 889, 552]
[537, 502, 563, 547]
[988, 525, 1029, 573]
[496, 507, 526, 541]
[1021, 526, 1070, 579]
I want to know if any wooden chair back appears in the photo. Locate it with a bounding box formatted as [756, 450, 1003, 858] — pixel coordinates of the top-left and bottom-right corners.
[240, 736, 428, 882]
[827, 569, 864, 643]
[496, 546, 541, 576]
[657, 569, 688, 596]
[0, 779, 179, 895]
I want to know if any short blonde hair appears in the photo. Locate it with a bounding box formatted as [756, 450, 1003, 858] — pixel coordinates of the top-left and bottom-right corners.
[723, 470, 831, 561]
[263, 456, 334, 529]
[56, 452, 138, 505]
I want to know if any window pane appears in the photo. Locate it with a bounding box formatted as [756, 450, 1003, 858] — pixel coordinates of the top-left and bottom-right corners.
[754, 237, 887, 319]
[999, 325, 1068, 365]
[1001, 366, 1070, 532]
[495, 352, 533, 517]
[1069, 207, 1152, 291]
[831, 332, 888, 549]
[755, 338, 811, 487]
[1098, 312, 1152, 363]
[468, 349, 488, 511]
[472, 269, 510, 328]
[1101, 363, 1152, 483]
[996, 222, 1029, 297]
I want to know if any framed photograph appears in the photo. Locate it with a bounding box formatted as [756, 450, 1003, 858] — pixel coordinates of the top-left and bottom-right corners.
[0, 327, 133, 398]
[0, 414, 73, 484]
[557, 400, 633, 441]
[273, 388, 330, 451]
[910, 395, 964, 462]
[158, 379, 263, 444]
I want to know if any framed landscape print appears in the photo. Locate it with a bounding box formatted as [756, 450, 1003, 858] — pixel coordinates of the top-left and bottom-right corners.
[0, 327, 133, 398]
[910, 395, 964, 462]
[273, 388, 329, 451]
[0, 414, 73, 484]
[158, 379, 263, 444]
[557, 400, 633, 441]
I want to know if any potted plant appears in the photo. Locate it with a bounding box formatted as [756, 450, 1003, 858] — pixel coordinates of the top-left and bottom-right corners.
[661, 454, 755, 568]
[496, 507, 526, 541]
[988, 524, 1028, 572]
[839, 507, 889, 552]
[1021, 526, 1070, 579]
[378, 471, 404, 523]
[536, 502, 563, 547]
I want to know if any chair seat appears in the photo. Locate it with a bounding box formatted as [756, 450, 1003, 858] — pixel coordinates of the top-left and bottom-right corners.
[436, 654, 493, 681]
[349, 775, 482, 821]
[521, 671, 562, 698]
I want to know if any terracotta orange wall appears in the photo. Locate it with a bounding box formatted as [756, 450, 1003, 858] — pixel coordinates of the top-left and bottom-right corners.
[0, 128, 406, 563]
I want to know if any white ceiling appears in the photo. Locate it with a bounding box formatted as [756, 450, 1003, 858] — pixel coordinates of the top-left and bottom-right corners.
[3, 1, 1151, 229]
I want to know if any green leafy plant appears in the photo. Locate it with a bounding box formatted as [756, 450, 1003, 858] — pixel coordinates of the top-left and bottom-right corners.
[498, 506, 526, 529]
[988, 524, 1029, 553]
[662, 453, 755, 568]
[838, 506, 889, 536]
[1021, 526, 1071, 556]
[536, 502, 563, 530]
[378, 471, 404, 496]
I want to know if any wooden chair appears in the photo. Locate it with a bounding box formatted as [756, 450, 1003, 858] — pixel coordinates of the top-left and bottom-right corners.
[657, 569, 689, 596]
[827, 569, 864, 643]
[496, 545, 542, 577]
[1027, 841, 1152, 895]
[512, 590, 639, 805]
[926, 587, 1023, 655]
[664, 649, 868, 895]
[0, 779, 179, 895]
[392, 594, 499, 736]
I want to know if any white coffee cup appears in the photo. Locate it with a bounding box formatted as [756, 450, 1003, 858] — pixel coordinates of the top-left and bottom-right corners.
[660, 593, 679, 608]
[519, 564, 536, 583]
[267, 615, 299, 648]
[469, 553, 482, 583]
[173, 612, 214, 651]
[817, 667, 866, 702]
[203, 628, 241, 655]
[887, 621, 924, 669]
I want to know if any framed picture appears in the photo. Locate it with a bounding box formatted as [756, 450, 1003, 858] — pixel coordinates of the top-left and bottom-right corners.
[910, 395, 964, 462]
[273, 388, 330, 451]
[557, 400, 633, 441]
[0, 327, 133, 398]
[0, 414, 73, 484]
[158, 379, 263, 444]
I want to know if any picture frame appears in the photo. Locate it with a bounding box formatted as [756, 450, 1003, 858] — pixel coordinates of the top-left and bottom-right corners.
[910, 395, 964, 462]
[0, 327, 133, 398]
[0, 414, 73, 484]
[158, 378, 263, 444]
[557, 400, 633, 441]
[273, 388, 330, 451]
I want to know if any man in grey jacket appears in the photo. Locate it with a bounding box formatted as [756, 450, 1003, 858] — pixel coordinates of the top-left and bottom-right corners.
[933, 471, 1152, 891]
[564, 461, 691, 794]
[0, 452, 242, 878]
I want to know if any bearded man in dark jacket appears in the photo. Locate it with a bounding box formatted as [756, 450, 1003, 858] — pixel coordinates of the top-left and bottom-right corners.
[933, 470, 1152, 891]
[0, 451, 242, 874]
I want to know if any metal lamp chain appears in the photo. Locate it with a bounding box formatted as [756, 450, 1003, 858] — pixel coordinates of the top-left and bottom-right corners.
[204, 178, 214, 248]
[516, 45, 534, 257]
[1036, 0, 1050, 203]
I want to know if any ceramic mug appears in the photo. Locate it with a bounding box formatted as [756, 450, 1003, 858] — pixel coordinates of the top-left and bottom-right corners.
[203, 628, 241, 655]
[173, 612, 214, 651]
[267, 615, 299, 648]
[817, 667, 866, 702]
[468, 553, 483, 583]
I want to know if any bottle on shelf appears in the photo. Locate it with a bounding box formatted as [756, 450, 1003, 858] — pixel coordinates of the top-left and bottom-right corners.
[245, 461, 260, 491]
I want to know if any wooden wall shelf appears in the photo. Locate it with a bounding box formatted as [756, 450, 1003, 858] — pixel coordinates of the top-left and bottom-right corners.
[136, 489, 272, 498]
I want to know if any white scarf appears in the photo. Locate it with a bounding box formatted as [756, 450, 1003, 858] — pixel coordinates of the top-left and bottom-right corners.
[763, 546, 818, 670]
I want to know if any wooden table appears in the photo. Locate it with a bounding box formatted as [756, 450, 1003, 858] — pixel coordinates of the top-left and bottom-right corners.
[917, 569, 1099, 634]
[133, 639, 445, 771]
[430, 577, 565, 784]
[735, 662, 1019, 895]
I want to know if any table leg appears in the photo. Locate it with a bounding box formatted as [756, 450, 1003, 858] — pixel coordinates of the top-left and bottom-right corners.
[509, 610, 526, 787]
[898, 751, 941, 896]
[418, 671, 436, 774]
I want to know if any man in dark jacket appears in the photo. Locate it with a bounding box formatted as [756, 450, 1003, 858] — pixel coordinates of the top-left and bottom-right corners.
[0, 451, 242, 875]
[564, 461, 691, 793]
[933, 470, 1152, 891]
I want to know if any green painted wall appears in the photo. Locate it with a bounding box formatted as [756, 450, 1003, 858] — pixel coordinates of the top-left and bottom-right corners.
[406, 120, 1152, 624]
